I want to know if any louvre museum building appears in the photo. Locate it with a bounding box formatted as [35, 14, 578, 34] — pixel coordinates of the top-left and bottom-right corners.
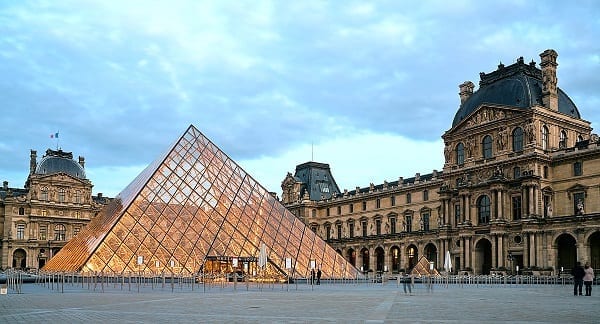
[281, 49, 600, 276]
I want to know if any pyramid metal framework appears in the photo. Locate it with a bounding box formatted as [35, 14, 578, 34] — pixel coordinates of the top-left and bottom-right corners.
[43, 125, 360, 279]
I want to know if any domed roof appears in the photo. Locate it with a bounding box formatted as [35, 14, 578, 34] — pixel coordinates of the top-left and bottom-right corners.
[452, 58, 580, 127]
[35, 149, 86, 179]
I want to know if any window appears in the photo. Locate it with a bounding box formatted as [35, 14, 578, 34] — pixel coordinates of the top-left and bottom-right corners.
[482, 135, 493, 158]
[41, 210, 47, 217]
[337, 224, 342, 239]
[376, 198, 381, 209]
[477, 195, 491, 225]
[349, 204, 354, 213]
[513, 167, 521, 179]
[16, 223, 25, 239]
[337, 206, 341, 215]
[74, 227, 81, 237]
[349, 223, 355, 238]
[454, 203, 461, 226]
[512, 127, 524, 152]
[325, 224, 331, 240]
[573, 192, 585, 215]
[390, 218, 396, 234]
[574, 161, 583, 176]
[18, 207, 25, 215]
[559, 130, 567, 148]
[391, 196, 396, 206]
[362, 201, 367, 211]
[58, 188, 65, 203]
[512, 196, 522, 220]
[405, 215, 412, 232]
[311, 209, 316, 217]
[456, 143, 465, 165]
[74, 190, 82, 203]
[361, 221, 367, 237]
[41, 187, 49, 201]
[577, 135, 584, 143]
[423, 190, 429, 201]
[54, 224, 66, 241]
[541, 126, 549, 150]
[39, 225, 47, 240]
[75, 211, 81, 219]
[422, 213, 430, 231]
[311, 225, 317, 233]
[326, 208, 330, 216]
[543, 166, 548, 178]
[376, 219, 381, 235]
[406, 193, 411, 204]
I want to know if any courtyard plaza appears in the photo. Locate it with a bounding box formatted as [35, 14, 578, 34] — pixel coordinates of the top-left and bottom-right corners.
[0, 277, 597, 323]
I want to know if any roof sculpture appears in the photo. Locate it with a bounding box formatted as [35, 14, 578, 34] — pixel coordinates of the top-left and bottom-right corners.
[43, 125, 360, 279]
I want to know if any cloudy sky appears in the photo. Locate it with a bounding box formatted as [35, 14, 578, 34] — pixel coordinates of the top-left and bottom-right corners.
[1, 1, 599, 197]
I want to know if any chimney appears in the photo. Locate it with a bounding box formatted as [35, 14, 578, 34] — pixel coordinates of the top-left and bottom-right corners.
[78, 156, 85, 168]
[97, 193, 103, 198]
[30, 150, 37, 174]
[540, 49, 559, 111]
[459, 81, 475, 104]
[3, 181, 7, 190]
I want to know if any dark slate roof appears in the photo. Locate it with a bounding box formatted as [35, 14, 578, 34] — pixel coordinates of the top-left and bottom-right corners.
[452, 58, 580, 127]
[294, 162, 341, 201]
[334, 171, 442, 198]
[0, 187, 28, 200]
[35, 149, 86, 179]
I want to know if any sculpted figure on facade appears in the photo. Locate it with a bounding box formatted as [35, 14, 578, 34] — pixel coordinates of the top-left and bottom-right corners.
[444, 142, 452, 163]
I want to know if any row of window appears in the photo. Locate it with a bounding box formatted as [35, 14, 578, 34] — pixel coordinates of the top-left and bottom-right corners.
[14, 223, 80, 241]
[323, 191, 430, 216]
[38, 187, 84, 203]
[455, 127, 580, 165]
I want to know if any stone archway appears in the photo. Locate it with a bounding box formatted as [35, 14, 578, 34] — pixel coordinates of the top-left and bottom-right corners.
[424, 243, 438, 267]
[556, 233, 577, 272]
[390, 246, 401, 273]
[406, 244, 418, 271]
[12, 248, 27, 269]
[375, 247, 385, 272]
[474, 238, 492, 275]
[347, 248, 356, 267]
[360, 248, 369, 272]
[588, 231, 600, 270]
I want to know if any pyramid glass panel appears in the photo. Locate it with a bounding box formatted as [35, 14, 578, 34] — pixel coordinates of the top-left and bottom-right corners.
[43, 125, 361, 279]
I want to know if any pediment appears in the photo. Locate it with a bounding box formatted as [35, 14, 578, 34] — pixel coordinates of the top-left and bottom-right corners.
[449, 105, 523, 135]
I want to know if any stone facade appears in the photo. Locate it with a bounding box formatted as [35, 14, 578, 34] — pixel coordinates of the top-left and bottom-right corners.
[0, 149, 110, 270]
[282, 50, 600, 276]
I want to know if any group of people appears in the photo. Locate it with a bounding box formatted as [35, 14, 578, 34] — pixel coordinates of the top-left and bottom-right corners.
[571, 262, 595, 296]
[310, 268, 322, 285]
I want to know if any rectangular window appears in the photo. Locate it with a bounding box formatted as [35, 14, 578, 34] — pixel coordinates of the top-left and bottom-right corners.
[391, 196, 396, 206]
[574, 161, 583, 176]
[422, 213, 430, 231]
[405, 215, 412, 232]
[16, 223, 25, 239]
[41, 210, 47, 217]
[349, 223, 354, 238]
[326, 225, 331, 240]
[454, 204, 461, 225]
[39, 225, 47, 240]
[311, 226, 317, 233]
[311, 209, 316, 217]
[406, 193, 411, 203]
[376, 219, 381, 235]
[361, 221, 367, 237]
[337, 206, 341, 215]
[349, 204, 354, 213]
[390, 218, 396, 234]
[376, 199, 381, 209]
[362, 201, 367, 211]
[423, 190, 429, 201]
[512, 196, 522, 220]
[337, 224, 342, 239]
[74, 227, 81, 237]
[326, 208, 330, 216]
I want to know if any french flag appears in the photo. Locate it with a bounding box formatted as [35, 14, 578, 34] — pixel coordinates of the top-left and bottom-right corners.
[50, 132, 59, 138]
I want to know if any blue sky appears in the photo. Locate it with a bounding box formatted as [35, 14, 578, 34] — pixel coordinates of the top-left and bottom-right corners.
[1, 1, 599, 197]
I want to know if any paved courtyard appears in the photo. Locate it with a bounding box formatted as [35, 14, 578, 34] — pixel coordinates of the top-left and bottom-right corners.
[0, 281, 596, 323]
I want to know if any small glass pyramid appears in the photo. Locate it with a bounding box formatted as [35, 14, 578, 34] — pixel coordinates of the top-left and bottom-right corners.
[43, 125, 360, 279]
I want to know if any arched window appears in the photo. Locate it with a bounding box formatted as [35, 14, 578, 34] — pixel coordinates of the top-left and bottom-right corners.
[54, 224, 66, 241]
[512, 127, 524, 152]
[541, 125, 549, 150]
[477, 195, 491, 225]
[577, 135, 584, 143]
[456, 142, 465, 165]
[482, 135, 493, 158]
[559, 130, 567, 148]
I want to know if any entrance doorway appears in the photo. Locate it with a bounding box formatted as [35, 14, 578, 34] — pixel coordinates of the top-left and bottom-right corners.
[556, 233, 577, 272]
[474, 239, 492, 275]
[588, 231, 600, 270]
[12, 249, 27, 269]
[375, 247, 384, 272]
[406, 245, 418, 271]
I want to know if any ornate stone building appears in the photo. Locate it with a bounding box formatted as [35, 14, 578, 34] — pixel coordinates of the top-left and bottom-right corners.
[0, 149, 110, 270]
[282, 49, 600, 275]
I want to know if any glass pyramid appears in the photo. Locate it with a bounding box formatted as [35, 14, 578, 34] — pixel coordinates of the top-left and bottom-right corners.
[43, 125, 360, 279]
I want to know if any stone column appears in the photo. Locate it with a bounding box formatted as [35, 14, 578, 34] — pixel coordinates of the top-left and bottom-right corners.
[369, 247, 376, 272]
[529, 186, 534, 217]
[497, 190, 503, 219]
[529, 233, 536, 268]
[460, 238, 465, 270]
[492, 235, 498, 268]
[465, 237, 471, 270]
[498, 235, 504, 268]
[466, 195, 472, 224]
[523, 233, 530, 267]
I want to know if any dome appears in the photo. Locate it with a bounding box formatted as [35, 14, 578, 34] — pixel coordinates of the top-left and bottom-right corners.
[452, 58, 580, 127]
[35, 149, 87, 179]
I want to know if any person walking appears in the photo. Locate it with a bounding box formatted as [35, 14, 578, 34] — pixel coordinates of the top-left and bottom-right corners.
[310, 269, 315, 285]
[571, 261, 585, 296]
[402, 273, 412, 295]
[316, 269, 322, 285]
[583, 262, 594, 296]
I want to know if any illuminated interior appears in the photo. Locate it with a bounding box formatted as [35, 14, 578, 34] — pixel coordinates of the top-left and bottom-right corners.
[43, 125, 360, 279]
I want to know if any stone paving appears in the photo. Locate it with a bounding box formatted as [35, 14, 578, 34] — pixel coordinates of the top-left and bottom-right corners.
[0, 281, 597, 323]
